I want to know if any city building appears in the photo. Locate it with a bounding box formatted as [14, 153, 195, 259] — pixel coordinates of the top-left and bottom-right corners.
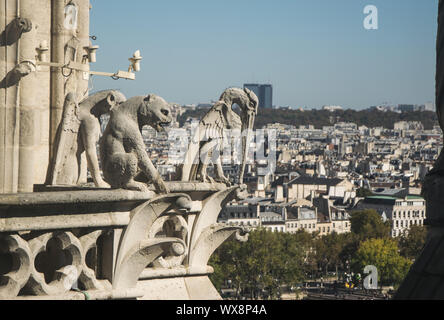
[354, 195, 426, 237]
[243, 83, 273, 109]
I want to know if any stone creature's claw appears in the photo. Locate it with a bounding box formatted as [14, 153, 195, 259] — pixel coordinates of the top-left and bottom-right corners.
[215, 176, 231, 186]
[97, 181, 111, 189]
[155, 180, 170, 194]
[207, 176, 216, 184]
[125, 181, 149, 193]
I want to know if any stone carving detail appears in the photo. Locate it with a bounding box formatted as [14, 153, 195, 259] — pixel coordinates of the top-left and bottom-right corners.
[149, 215, 189, 269]
[99, 94, 172, 194]
[0, 235, 32, 299]
[24, 232, 83, 296]
[0, 230, 110, 299]
[181, 88, 258, 184]
[0, 17, 32, 46]
[113, 194, 192, 289]
[189, 224, 248, 273]
[78, 230, 112, 291]
[46, 90, 126, 187]
[0, 60, 36, 89]
[187, 185, 249, 273]
[0, 184, 249, 299]
[113, 185, 249, 285]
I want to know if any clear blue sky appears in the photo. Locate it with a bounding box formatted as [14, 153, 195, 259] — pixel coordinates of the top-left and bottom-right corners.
[89, 0, 438, 109]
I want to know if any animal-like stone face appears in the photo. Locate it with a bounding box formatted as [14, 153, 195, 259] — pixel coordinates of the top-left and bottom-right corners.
[140, 94, 173, 132]
[105, 91, 127, 112]
[244, 88, 259, 114]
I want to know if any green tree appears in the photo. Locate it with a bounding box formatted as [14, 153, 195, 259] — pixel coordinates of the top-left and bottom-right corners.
[352, 238, 412, 287]
[314, 232, 345, 277]
[398, 225, 428, 261]
[350, 209, 392, 240]
[209, 229, 305, 299]
[293, 229, 318, 279]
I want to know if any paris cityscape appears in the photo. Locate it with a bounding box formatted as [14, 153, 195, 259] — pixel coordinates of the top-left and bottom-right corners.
[140, 85, 436, 300]
[0, 0, 442, 307]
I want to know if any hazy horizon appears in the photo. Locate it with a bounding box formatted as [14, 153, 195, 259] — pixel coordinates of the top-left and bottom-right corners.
[90, 0, 437, 109]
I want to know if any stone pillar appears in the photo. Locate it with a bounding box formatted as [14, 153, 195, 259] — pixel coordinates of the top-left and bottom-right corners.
[1, 0, 90, 194]
[0, 0, 20, 194]
[50, 0, 90, 183]
[18, 0, 51, 193]
[49, 0, 65, 158]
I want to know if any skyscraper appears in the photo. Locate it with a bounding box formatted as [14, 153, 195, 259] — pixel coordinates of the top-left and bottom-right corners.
[243, 83, 273, 109]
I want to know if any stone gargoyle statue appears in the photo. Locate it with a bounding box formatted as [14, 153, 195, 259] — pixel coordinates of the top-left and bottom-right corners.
[180, 87, 258, 184]
[0, 17, 32, 46]
[99, 94, 172, 194]
[46, 90, 126, 188]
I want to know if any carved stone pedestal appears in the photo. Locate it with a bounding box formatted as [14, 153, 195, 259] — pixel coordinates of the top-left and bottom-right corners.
[0, 182, 248, 300]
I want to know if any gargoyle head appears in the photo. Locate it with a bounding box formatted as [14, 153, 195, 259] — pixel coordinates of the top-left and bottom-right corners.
[219, 87, 258, 131]
[1, 17, 32, 46]
[242, 88, 259, 116]
[219, 87, 259, 184]
[104, 90, 127, 113]
[139, 94, 172, 132]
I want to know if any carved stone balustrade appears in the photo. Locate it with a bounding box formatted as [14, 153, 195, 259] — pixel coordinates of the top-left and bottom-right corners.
[0, 182, 248, 300]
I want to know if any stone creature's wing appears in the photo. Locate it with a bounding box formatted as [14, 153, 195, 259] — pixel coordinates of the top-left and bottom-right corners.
[180, 128, 200, 181]
[180, 103, 227, 181]
[46, 93, 81, 185]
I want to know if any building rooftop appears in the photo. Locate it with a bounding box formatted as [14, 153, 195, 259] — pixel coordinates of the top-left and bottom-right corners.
[288, 175, 344, 187]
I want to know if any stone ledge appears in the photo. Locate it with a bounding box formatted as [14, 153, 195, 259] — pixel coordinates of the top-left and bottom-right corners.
[0, 182, 230, 232]
[0, 189, 155, 208]
[138, 266, 214, 280]
[0, 182, 228, 211]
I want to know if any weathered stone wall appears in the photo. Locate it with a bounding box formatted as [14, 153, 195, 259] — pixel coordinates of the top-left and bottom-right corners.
[0, 183, 248, 300]
[0, 0, 90, 194]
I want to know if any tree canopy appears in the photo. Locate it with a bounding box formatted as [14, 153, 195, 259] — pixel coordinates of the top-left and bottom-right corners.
[398, 225, 428, 261]
[209, 229, 305, 299]
[209, 210, 421, 298]
[179, 108, 438, 130]
[352, 238, 412, 287]
[350, 209, 392, 240]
